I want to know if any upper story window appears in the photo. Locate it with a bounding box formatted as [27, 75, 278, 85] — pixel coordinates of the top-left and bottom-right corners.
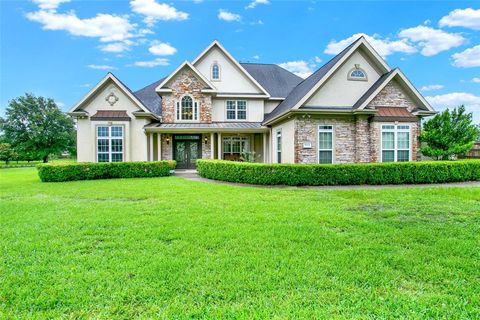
[211, 63, 220, 81]
[226, 100, 247, 120]
[176, 95, 198, 121]
[348, 64, 367, 81]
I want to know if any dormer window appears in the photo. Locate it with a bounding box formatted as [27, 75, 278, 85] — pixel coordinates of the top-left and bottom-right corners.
[348, 64, 367, 81]
[211, 63, 220, 81]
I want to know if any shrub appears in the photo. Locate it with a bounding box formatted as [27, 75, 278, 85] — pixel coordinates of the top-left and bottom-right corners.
[196, 160, 480, 186]
[37, 161, 176, 182]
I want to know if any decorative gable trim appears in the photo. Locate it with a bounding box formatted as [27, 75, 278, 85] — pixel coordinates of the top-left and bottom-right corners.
[290, 37, 391, 112]
[155, 61, 217, 93]
[68, 73, 151, 114]
[355, 68, 435, 112]
[192, 40, 270, 97]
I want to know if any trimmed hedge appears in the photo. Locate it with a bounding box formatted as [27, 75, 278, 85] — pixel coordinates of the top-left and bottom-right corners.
[37, 161, 176, 182]
[196, 159, 480, 186]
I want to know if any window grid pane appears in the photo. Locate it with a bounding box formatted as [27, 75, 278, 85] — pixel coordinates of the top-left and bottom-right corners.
[97, 126, 123, 163]
[319, 151, 333, 164]
[237, 101, 247, 120]
[397, 150, 410, 162]
[382, 150, 395, 162]
[319, 132, 332, 150]
[381, 124, 411, 163]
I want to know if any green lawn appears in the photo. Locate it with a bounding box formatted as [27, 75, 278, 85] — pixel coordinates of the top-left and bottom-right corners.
[1, 168, 479, 319]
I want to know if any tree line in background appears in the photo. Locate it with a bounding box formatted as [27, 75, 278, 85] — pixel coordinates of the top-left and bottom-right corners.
[0, 94, 479, 165]
[0, 93, 75, 164]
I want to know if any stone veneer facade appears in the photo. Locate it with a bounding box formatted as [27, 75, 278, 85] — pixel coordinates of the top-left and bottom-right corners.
[161, 67, 212, 123]
[294, 79, 422, 164]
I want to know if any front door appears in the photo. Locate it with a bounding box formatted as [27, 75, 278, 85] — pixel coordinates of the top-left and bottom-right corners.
[173, 135, 201, 169]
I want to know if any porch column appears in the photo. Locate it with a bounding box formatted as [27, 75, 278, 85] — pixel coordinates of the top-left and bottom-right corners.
[263, 132, 268, 163]
[210, 133, 214, 159]
[149, 133, 154, 161]
[217, 132, 222, 160]
[157, 133, 162, 160]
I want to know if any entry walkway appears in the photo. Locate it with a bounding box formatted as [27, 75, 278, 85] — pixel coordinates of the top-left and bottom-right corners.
[173, 170, 480, 189]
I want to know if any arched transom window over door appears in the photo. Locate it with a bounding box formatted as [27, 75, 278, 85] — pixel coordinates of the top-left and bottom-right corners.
[176, 95, 198, 121]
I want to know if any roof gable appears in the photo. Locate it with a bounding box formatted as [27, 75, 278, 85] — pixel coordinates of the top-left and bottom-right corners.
[192, 40, 270, 96]
[263, 36, 391, 124]
[69, 73, 150, 114]
[353, 68, 434, 112]
[155, 61, 216, 92]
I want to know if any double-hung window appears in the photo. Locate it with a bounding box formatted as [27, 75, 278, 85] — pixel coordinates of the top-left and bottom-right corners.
[226, 100, 247, 120]
[381, 124, 411, 162]
[176, 96, 198, 121]
[97, 126, 123, 162]
[318, 125, 333, 164]
[276, 130, 282, 163]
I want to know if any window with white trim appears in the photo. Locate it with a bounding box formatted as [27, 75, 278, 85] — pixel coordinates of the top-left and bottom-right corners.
[348, 64, 367, 81]
[176, 95, 198, 121]
[318, 125, 333, 164]
[276, 130, 282, 163]
[381, 124, 411, 162]
[212, 63, 220, 80]
[223, 136, 249, 160]
[97, 126, 123, 162]
[226, 100, 247, 120]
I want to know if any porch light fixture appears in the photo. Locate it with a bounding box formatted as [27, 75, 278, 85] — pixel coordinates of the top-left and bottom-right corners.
[166, 137, 170, 145]
[204, 136, 208, 145]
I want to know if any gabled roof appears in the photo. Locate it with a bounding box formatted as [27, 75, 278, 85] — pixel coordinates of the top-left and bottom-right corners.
[192, 40, 270, 97]
[353, 68, 434, 112]
[155, 61, 216, 92]
[263, 36, 391, 124]
[134, 77, 165, 116]
[69, 73, 151, 114]
[240, 63, 303, 98]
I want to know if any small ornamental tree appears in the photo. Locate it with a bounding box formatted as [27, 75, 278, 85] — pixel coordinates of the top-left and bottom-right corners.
[420, 105, 480, 160]
[0, 93, 75, 163]
[0, 143, 16, 164]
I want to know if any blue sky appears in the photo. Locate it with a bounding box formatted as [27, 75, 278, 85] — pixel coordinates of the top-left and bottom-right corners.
[1, 0, 479, 122]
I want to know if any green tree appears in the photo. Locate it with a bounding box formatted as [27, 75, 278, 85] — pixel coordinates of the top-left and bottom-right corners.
[420, 105, 480, 160]
[0, 93, 75, 163]
[0, 143, 16, 164]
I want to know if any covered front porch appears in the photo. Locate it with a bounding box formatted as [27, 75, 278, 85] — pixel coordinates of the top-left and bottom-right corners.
[145, 123, 270, 169]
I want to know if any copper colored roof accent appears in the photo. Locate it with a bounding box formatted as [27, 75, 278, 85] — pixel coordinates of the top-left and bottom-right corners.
[373, 107, 417, 122]
[90, 110, 131, 121]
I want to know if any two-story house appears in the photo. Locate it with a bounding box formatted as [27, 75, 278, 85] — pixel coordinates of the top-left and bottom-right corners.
[69, 37, 436, 168]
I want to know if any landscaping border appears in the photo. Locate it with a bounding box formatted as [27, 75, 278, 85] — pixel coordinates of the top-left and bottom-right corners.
[37, 161, 176, 182]
[196, 160, 480, 186]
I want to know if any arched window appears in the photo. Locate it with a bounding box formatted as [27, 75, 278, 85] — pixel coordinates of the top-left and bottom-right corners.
[348, 64, 367, 81]
[211, 63, 220, 80]
[176, 95, 198, 121]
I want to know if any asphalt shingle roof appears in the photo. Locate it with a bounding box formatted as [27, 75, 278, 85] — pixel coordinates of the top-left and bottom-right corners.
[239, 63, 303, 98]
[262, 38, 361, 124]
[133, 78, 165, 116]
[352, 69, 396, 110]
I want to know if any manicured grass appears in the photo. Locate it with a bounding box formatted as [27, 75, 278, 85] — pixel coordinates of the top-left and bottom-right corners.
[0, 158, 75, 169]
[1, 168, 479, 318]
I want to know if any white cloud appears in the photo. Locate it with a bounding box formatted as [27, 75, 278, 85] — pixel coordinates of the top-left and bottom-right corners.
[253, 55, 260, 60]
[426, 92, 480, 123]
[398, 26, 465, 56]
[55, 101, 65, 108]
[314, 56, 322, 63]
[133, 58, 169, 67]
[439, 8, 480, 31]
[420, 84, 444, 91]
[473, 77, 480, 83]
[452, 45, 480, 68]
[245, 0, 270, 9]
[32, 0, 69, 11]
[99, 41, 133, 53]
[218, 9, 241, 22]
[26, 10, 135, 43]
[324, 33, 416, 58]
[148, 41, 177, 56]
[130, 0, 188, 26]
[87, 64, 116, 70]
[278, 60, 314, 78]
[250, 19, 264, 25]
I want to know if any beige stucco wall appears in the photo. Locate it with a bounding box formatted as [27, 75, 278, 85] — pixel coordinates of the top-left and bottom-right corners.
[271, 119, 295, 163]
[264, 100, 281, 114]
[305, 49, 382, 107]
[75, 80, 149, 162]
[194, 46, 263, 94]
[212, 98, 264, 122]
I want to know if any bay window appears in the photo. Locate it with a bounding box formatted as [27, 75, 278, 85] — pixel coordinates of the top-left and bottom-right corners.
[226, 100, 247, 120]
[97, 126, 123, 162]
[381, 124, 411, 162]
